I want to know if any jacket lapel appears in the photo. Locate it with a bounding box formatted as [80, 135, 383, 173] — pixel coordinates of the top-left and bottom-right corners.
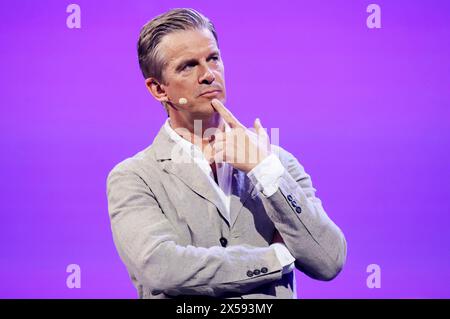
[152, 125, 230, 225]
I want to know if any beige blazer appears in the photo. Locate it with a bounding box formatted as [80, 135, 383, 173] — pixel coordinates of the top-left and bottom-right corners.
[106, 124, 347, 299]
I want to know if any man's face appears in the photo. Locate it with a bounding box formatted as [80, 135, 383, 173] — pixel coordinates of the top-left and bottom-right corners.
[157, 28, 226, 118]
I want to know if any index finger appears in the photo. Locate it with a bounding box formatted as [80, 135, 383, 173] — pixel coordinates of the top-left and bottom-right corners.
[211, 99, 242, 128]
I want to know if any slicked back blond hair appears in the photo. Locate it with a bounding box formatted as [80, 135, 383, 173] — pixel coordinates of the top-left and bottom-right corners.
[137, 8, 219, 84]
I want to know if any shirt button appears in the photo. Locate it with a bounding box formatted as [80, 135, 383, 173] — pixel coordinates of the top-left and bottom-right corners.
[247, 270, 254, 277]
[295, 206, 302, 214]
[219, 237, 228, 247]
[261, 267, 268, 273]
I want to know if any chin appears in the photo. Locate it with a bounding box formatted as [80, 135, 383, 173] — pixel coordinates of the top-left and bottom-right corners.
[192, 107, 215, 120]
[198, 105, 216, 119]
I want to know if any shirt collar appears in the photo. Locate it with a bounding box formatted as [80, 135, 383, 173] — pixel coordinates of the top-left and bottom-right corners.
[164, 118, 200, 159]
[163, 117, 231, 160]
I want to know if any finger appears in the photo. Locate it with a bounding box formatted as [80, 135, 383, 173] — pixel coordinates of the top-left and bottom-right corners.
[254, 118, 262, 135]
[253, 118, 271, 157]
[254, 118, 269, 138]
[254, 118, 270, 148]
[213, 131, 236, 149]
[211, 99, 242, 129]
[213, 150, 226, 164]
[202, 144, 215, 164]
[213, 130, 226, 143]
[213, 140, 224, 154]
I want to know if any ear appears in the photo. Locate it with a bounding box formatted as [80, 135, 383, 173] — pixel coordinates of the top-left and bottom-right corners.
[145, 77, 168, 103]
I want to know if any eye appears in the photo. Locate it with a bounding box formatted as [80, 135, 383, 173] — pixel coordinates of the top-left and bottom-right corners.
[181, 61, 197, 71]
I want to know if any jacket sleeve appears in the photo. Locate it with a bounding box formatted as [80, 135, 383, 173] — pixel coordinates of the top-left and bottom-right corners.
[254, 148, 347, 281]
[106, 165, 283, 298]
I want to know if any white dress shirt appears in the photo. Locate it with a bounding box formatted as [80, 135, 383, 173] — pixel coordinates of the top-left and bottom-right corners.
[164, 118, 297, 298]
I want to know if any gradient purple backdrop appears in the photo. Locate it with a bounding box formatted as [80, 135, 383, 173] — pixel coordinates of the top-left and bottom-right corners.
[1, 0, 449, 298]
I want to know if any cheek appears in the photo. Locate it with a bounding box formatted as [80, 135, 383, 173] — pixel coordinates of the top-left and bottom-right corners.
[215, 66, 225, 81]
[169, 79, 192, 96]
[171, 85, 200, 105]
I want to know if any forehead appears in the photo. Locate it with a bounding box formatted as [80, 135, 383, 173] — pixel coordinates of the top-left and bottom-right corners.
[159, 28, 219, 66]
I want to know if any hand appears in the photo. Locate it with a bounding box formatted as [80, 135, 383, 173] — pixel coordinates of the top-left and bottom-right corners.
[210, 99, 271, 173]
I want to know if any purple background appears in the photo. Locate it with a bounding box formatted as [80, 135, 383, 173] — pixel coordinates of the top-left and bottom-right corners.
[1, 0, 449, 298]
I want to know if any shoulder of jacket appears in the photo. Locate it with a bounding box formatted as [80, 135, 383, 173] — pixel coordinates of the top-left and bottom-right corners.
[107, 143, 158, 179]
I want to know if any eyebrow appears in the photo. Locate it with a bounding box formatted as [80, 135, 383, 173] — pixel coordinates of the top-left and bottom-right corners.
[175, 50, 220, 72]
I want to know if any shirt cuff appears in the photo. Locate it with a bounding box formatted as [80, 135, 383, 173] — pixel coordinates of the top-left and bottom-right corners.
[247, 153, 285, 197]
[271, 243, 296, 274]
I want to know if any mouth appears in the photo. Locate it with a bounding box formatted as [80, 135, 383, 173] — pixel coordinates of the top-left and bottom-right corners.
[199, 90, 222, 98]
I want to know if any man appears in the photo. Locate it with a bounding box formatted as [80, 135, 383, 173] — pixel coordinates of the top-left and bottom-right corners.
[106, 8, 347, 299]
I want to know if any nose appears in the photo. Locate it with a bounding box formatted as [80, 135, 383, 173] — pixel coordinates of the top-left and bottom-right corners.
[198, 65, 215, 85]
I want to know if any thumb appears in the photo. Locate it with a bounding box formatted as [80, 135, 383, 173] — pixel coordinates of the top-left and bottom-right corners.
[254, 118, 267, 137]
[254, 118, 261, 134]
[254, 117, 271, 153]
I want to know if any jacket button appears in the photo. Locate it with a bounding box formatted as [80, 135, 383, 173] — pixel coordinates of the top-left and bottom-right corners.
[295, 206, 302, 214]
[219, 237, 228, 247]
[261, 267, 268, 273]
[247, 270, 254, 277]
[253, 269, 261, 275]
[287, 195, 293, 202]
[291, 200, 297, 207]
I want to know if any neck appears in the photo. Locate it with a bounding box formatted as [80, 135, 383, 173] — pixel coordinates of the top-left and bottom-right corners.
[169, 112, 223, 148]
